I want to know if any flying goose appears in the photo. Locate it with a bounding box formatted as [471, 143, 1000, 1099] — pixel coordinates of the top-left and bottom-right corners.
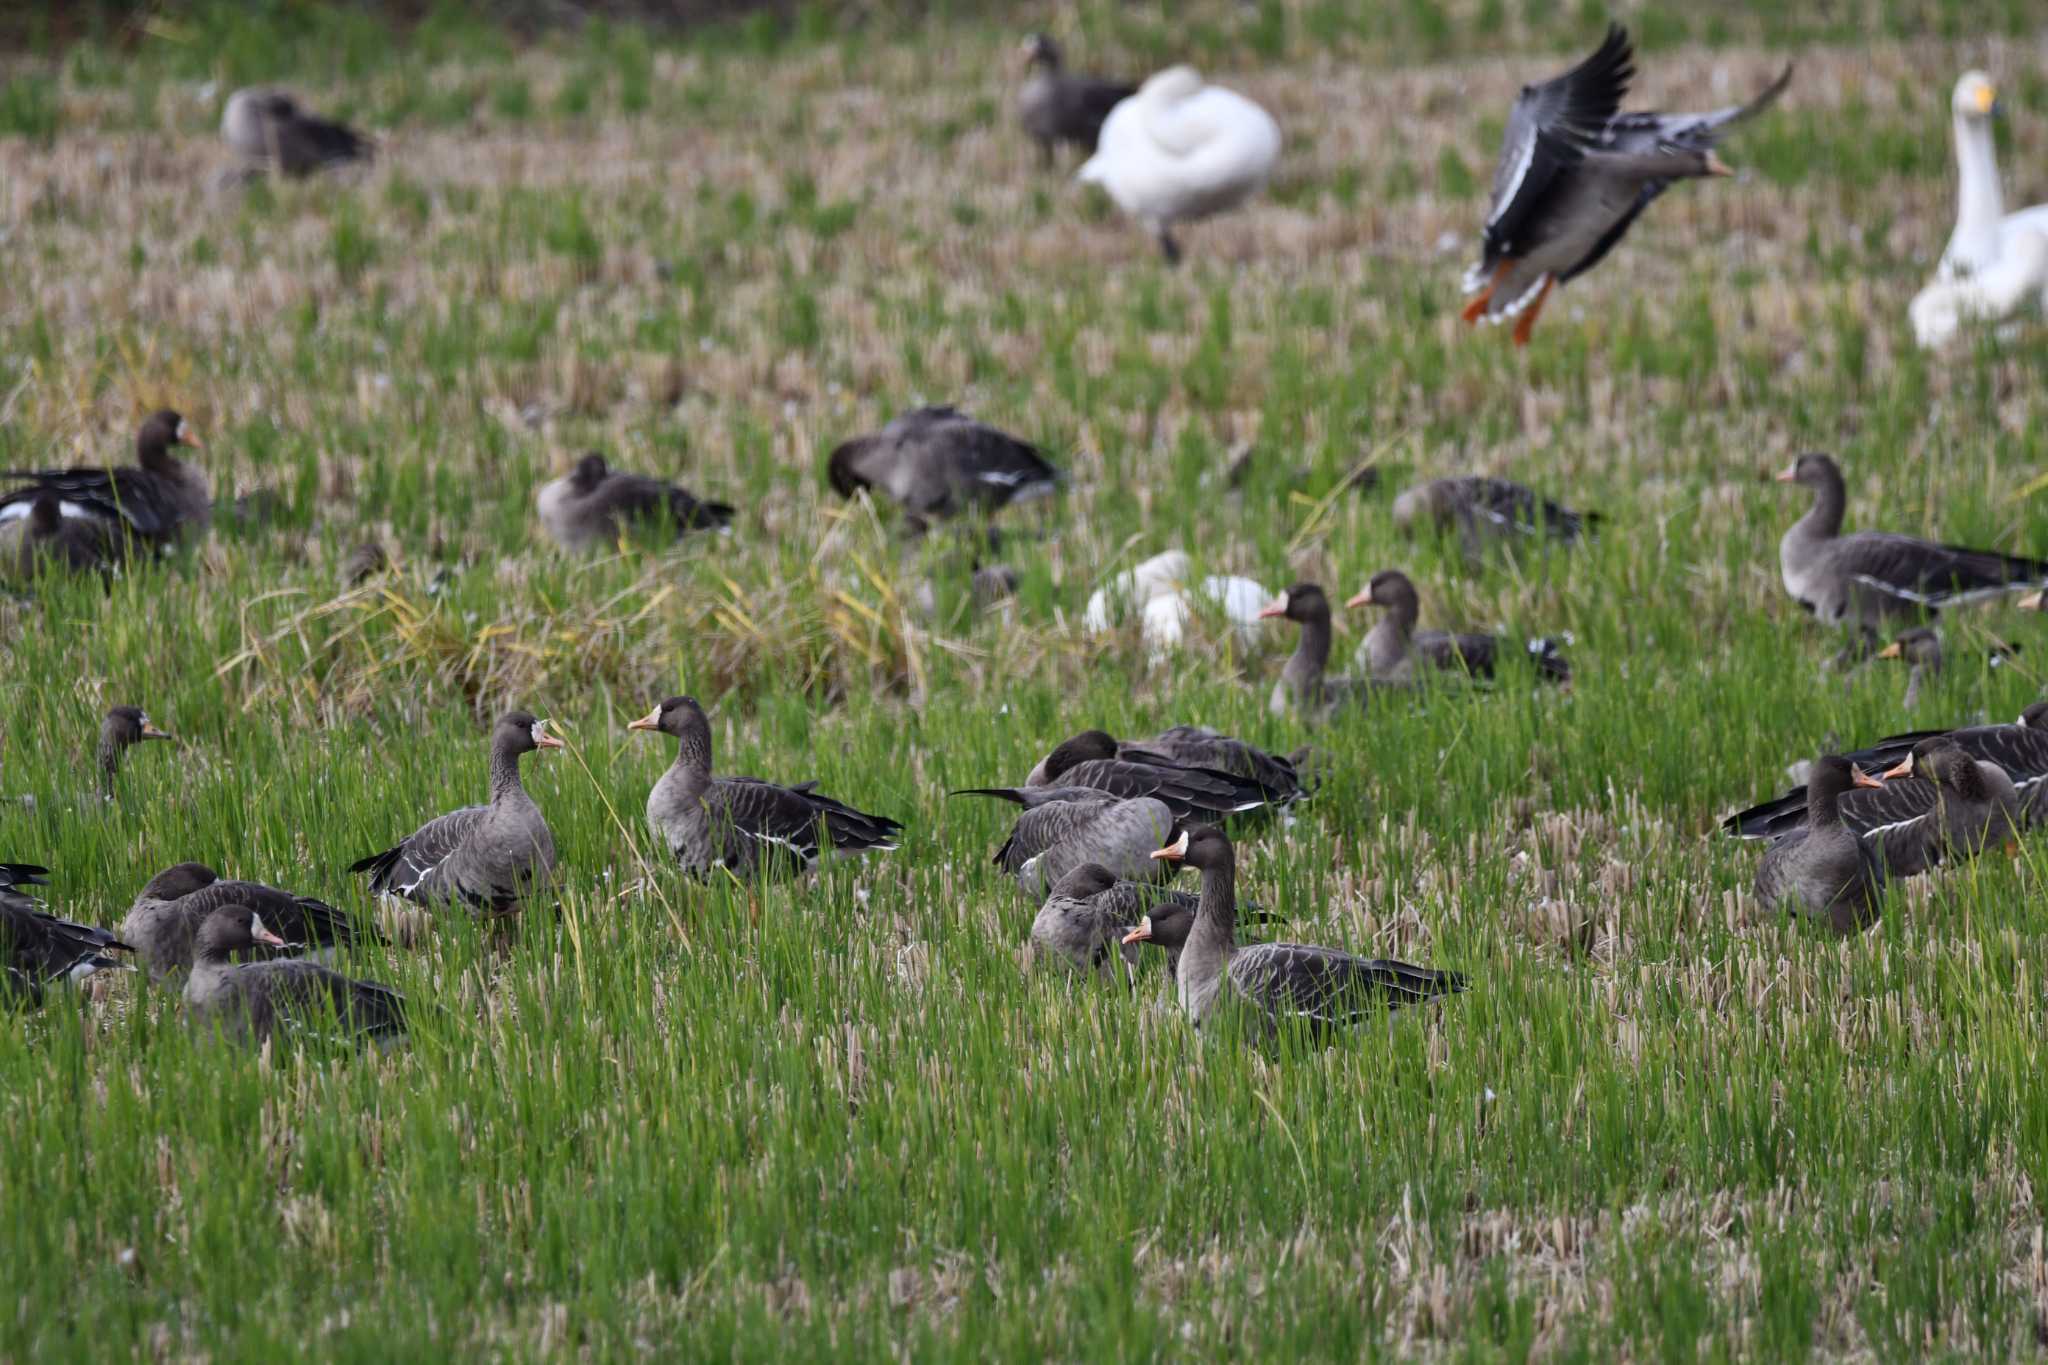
[1346, 569, 1571, 685]
[535, 452, 734, 552]
[0, 493, 115, 581]
[1753, 756, 1889, 933]
[1, 863, 131, 1005]
[827, 406, 1060, 536]
[98, 705, 173, 795]
[183, 906, 407, 1047]
[1016, 34, 1134, 166]
[221, 88, 372, 177]
[121, 862, 373, 979]
[1462, 26, 1790, 344]
[1075, 66, 1283, 264]
[627, 696, 902, 878]
[349, 712, 561, 916]
[1938, 71, 2048, 295]
[1391, 476, 1599, 555]
[0, 411, 209, 549]
[1260, 583, 1399, 720]
[1134, 827, 1464, 1037]
[1776, 453, 2048, 642]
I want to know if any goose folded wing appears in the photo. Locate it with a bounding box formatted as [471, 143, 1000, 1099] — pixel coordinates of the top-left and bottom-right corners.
[350, 805, 486, 900]
[1229, 942, 1465, 1024]
[994, 796, 1121, 875]
[242, 961, 407, 1040]
[710, 778, 828, 869]
[1482, 24, 1635, 254]
[933, 419, 1059, 493]
[1839, 533, 2048, 606]
[276, 112, 370, 174]
[0, 467, 185, 536]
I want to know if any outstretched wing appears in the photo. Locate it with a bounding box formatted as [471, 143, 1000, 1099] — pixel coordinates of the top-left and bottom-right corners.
[1481, 24, 1635, 259]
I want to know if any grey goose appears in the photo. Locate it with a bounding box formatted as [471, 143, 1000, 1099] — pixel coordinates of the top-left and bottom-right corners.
[1868, 738, 2025, 873]
[222, 87, 371, 177]
[1753, 756, 1888, 933]
[1392, 476, 1599, 555]
[349, 712, 561, 916]
[1032, 862, 1279, 982]
[122, 862, 373, 979]
[826, 407, 1061, 535]
[627, 696, 902, 878]
[962, 786, 1175, 897]
[1138, 827, 1464, 1037]
[1016, 34, 1134, 166]
[183, 906, 407, 1048]
[1261, 583, 1404, 721]
[0, 492, 116, 582]
[1462, 25, 1790, 345]
[0, 411, 208, 550]
[1875, 627, 1944, 709]
[98, 705, 173, 796]
[1347, 569, 1571, 685]
[535, 452, 734, 552]
[995, 729, 1285, 820]
[1, 863, 131, 1005]
[1020, 725, 1307, 805]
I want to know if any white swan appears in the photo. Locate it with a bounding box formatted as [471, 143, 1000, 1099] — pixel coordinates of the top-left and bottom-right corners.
[1083, 550, 1270, 661]
[1938, 71, 2048, 291]
[1911, 229, 2048, 348]
[1075, 66, 1282, 264]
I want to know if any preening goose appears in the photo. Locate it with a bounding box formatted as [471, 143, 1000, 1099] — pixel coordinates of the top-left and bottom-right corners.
[222, 88, 372, 177]
[1753, 757, 1889, 934]
[827, 406, 1061, 535]
[1346, 569, 1571, 685]
[0, 493, 115, 582]
[535, 452, 734, 551]
[627, 696, 902, 878]
[1075, 66, 1283, 264]
[183, 907, 407, 1047]
[1462, 25, 1790, 344]
[1, 864, 131, 1005]
[98, 705, 173, 795]
[1776, 453, 2048, 641]
[1137, 827, 1464, 1037]
[1016, 34, 1134, 165]
[349, 712, 561, 916]
[1391, 476, 1599, 555]
[0, 410, 208, 549]
[121, 862, 373, 979]
[1937, 72, 2048, 293]
[1260, 583, 1400, 720]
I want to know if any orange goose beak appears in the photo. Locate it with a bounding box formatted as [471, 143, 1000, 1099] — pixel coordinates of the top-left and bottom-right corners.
[1878, 754, 1913, 781]
[1854, 764, 1888, 788]
[1120, 917, 1153, 946]
[1344, 586, 1373, 609]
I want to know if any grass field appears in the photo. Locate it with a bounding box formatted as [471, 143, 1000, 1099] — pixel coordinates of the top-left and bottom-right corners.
[5, 0, 2048, 1356]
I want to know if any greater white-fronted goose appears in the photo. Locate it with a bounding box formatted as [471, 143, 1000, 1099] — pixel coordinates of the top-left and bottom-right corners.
[965, 787, 1175, 897]
[0, 492, 115, 581]
[1016, 34, 1134, 166]
[1005, 729, 1286, 819]
[1260, 583, 1397, 720]
[339, 541, 389, 587]
[1391, 476, 1599, 554]
[1870, 738, 2025, 873]
[535, 452, 734, 552]
[1938, 72, 2048, 295]
[1777, 453, 2048, 643]
[98, 705, 172, 795]
[1039, 725, 1307, 805]
[1462, 25, 1790, 344]
[1076, 66, 1282, 264]
[349, 712, 561, 916]
[1034, 862, 1281, 982]
[1875, 627, 1945, 709]
[627, 696, 901, 878]
[1, 863, 131, 1006]
[827, 406, 1061, 535]
[1136, 826, 1464, 1036]
[222, 87, 372, 177]
[1347, 569, 1571, 685]
[183, 906, 407, 1047]
[1112, 881, 1286, 983]
[1754, 756, 1889, 933]
[0, 411, 208, 550]
[121, 862, 373, 979]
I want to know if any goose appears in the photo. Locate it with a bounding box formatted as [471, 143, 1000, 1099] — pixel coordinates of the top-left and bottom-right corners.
[1391, 476, 1599, 555]
[1027, 724, 1307, 804]
[1082, 550, 1269, 660]
[121, 862, 373, 979]
[1346, 569, 1571, 685]
[1035, 861, 1283, 981]
[0, 493, 115, 581]
[1116, 890, 1287, 983]
[1, 864, 131, 1005]
[535, 452, 734, 552]
[1134, 827, 1465, 1036]
[1937, 71, 2048, 292]
[1016, 34, 1134, 166]
[222, 87, 372, 177]
[1260, 583, 1400, 720]
[1911, 230, 2048, 348]
[349, 712, 561, 916]
[627, 696, 902, 878]
[1753, 756, 1889, 933]
[339, 541, 389, 587]
[1775, 453, 2048, 645]
[1462, 25, 1790, 344]
[966, 787, 1175, 897]
[98, 705, 173, 795]
[0, 410, 208, 549]
[827, 406, 1061, 535]
[1875, 627, 1945, 709]
[1002, 729, 1284, 819]
[1075, 66, 1283, 264]
[1871, 738, 2025, 872]
[183, 906, 407, 1047]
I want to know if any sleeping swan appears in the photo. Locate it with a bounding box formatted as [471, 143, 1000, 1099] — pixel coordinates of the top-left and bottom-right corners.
[1938, 70, 2048, 297]
[1075, 67, 1282, 264]
[1911, 229, 2048, 348]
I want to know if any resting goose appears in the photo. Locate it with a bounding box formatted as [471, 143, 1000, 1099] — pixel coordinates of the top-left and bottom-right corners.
[1937, 72, 2048, 293]
[1753, 756, 1889, 933]
[1873, 738, 2025, 871]
[1007, 729, 1284, 819]
[0, 493, 115, 581]
[627, 696, 902, 878]
[1136, 827, 1464, 1037]
[1122, 726, 1308, 804]
[535, 452, 734, 552]
[1346, 569, 1571, 685]
[183, 907, 407, 1047]
[827, 406, 1061, 535]
[1036, 862, 1283, 981]
[1776, 452, 2048, 642]
[1462, 25, 1790, 344]
[1260, 583, 1399, 720]
[1075, 66, 1283, 264]
[349, 711, 561, 916]
[1392, 476, 1599, 555]
[0, 410, 208, 549]
[963, 787, 1175, 897]
[1, 864, 131, 1005]
[121, 862, 372, 979]
[98, 705, 173, 795]
[222, 88, 372, 177]
[1016, 34, 1134, 166]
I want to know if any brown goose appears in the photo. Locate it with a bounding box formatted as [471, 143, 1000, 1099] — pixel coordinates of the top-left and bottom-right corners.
[0, 411, 208, 550]
[1260, 583, 1399, 720]
[0, 493, 116, 581]
[1000, 729, 1283, 819]
[348, 712, 561, 916]
[1392, 476, 1599, 555]
[183, 906, 407, 1047]
[1016, 34, 1134, 166]
[121, 862, 373, 979]
[98, 705, 173, 795]
[1137, 826, 1464, 1036]
[1, 863, 131, 1005]
[222, 88, 371, 177]
[1776, 453, 2048, 643]
[1346, 569, 1571, 685]
[627, 696, 902, 878]
[965, 788, 1175, 897]
[1462, 25, 1789, 345]
[535, 452, 734, 552]
[1753, 756, 1889, 934]
[339, 541, 389, 587]
[826, 407, 1061, 535]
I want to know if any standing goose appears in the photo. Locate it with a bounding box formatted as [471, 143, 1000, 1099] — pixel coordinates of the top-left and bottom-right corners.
[0, 411, 209, 549]
[1136, 827, 1464, 1036]
[1462, 25, 1790, 344]
[1346, 569, 1571, 685]
[1, 863, 131, 1005]
[221, 88, 372, 177]
[349, 712, 561, 916]
[827, 407, 1061, 536]
[1016, 34, 1134, 166]
[1938, 71, 2048, 294]
[1776, 453, 2048, 643]
[960, 787, 1175, 897]
[121, 862, 373, 979]
[0, 493, 115, 582]
[98, 705, 173, 796]
[627, 696, 902, 878]
[1752, 756, 1889, 933]
[535, 452, 734, 552]
[1391, 476, 1599, 554]
[1260, 583, 1394, 720]
[183, 907, 407, 1048]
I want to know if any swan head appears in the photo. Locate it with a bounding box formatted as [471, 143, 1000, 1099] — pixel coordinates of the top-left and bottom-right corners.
[1139, 65, 1205, 104]
[1953, 71, 2000, 121]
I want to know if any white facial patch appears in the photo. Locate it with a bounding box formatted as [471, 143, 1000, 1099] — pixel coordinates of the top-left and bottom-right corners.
[531, 721, 548, 745]
[250, 912, 271, 941]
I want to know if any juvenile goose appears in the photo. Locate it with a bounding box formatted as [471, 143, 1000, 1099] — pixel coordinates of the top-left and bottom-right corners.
[827, 406, 1061, 536]
[0, 411, 208, 549]
[1462, 25, 1790, 344]
[1347, 569, 1571, 685]
[1136, 827, 1464, 1037]
[1938, 71, 2048, 293]
[222, 87, 371, 177]
[1260, 583, 1396, 720]
[1016, 34, 1133, 166]
[964, 788, 1175, 897]
[535, 452, 734, 551]
[1753, 756, 1889, 933]
[121, 862, 371, 979]
[1391, 476, 1599, 555]
[98, 705, 173, 795]
[627, 696, 902, 878]
[1, 864, 131, 1004]
[349, 712, 561, 916]
[183, 906, 407, 1047]
[1776, 453, 2048, 644]
[0, 493, 115, 581]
